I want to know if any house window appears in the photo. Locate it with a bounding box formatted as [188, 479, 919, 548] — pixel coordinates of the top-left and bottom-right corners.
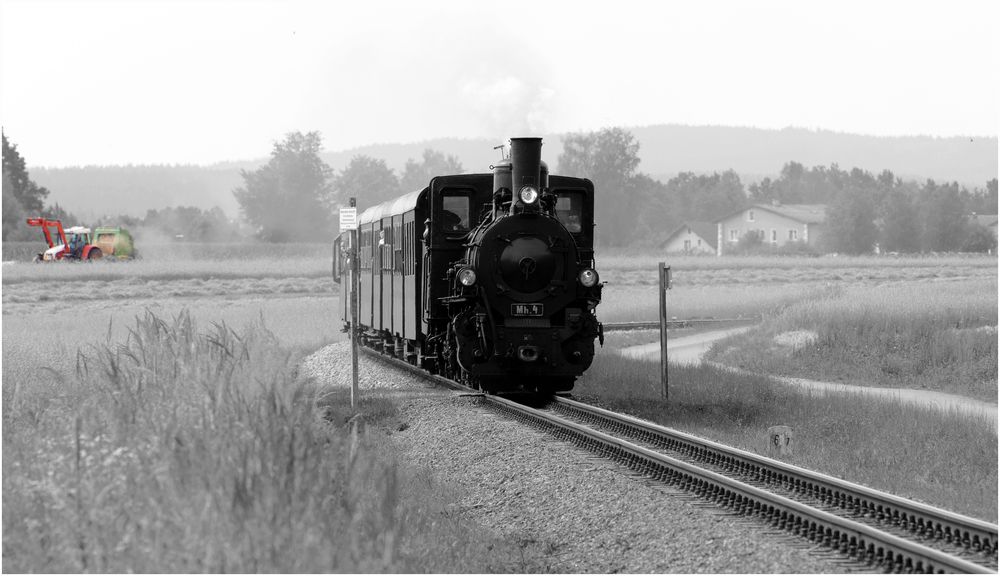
[697, 238, 702, 247]
[788, 229, 798, 241]
[684, 240, 691, 251]
[771, 229, 777, 243]
[748, 210, 755, 222]
[729, 229, 738, 241]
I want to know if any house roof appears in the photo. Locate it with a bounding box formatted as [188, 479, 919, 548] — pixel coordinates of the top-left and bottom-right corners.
[662, 221, 717, 249]
[718, 203, 827, 225]
[762, 203, 827, 224]
[973, 214, 998, 228]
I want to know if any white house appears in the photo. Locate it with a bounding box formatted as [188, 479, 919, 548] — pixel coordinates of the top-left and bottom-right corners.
[716, 203, 827, 256]
[661, 221, 716, 255]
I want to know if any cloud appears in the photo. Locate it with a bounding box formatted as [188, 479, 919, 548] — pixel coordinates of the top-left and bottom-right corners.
[460, 75, 556, 137]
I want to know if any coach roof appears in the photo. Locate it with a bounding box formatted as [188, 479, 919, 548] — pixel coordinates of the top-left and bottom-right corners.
[358, 189, 426, 225]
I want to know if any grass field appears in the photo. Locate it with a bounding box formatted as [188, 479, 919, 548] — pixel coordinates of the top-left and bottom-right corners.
[585, 252, 998, 521]
[708, 278, 998, 401]
[3, 245, 997, 567]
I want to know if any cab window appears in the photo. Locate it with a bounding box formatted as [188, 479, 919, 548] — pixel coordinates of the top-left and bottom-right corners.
[441, 195, 470, 232]
[555, 192, 583, 233]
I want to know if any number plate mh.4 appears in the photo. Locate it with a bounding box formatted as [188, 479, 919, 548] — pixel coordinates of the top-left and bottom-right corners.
[511, 303, 544, 317]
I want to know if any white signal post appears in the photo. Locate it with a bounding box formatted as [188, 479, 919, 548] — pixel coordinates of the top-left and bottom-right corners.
[340, 201, 360, 409]
[658, 262, 672, 399]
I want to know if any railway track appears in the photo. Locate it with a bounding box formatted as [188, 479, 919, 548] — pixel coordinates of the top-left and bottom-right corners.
[363, 348, 998, 573]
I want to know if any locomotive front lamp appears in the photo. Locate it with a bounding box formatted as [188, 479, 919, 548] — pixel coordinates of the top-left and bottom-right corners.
[458, 268, 477, 286]
[579, 268, 599, 287]
[519, 186, 539, 205]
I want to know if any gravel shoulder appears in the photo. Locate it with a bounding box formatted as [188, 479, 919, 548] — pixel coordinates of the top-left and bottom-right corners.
[302, 342, 854, 573]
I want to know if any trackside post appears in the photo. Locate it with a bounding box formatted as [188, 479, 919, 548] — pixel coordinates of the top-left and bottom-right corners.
[340, 198, 360, 409]
[658, 262, 672, 399]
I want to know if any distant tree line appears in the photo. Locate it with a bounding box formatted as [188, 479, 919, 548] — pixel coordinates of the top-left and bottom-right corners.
[7, 129, 996, 252]
[234, 132, 463, 242]
[94, 206, 244, 243]
[554, 128, 997, 254]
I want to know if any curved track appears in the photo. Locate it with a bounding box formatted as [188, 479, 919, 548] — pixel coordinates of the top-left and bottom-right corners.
[362, 347, 997, 573]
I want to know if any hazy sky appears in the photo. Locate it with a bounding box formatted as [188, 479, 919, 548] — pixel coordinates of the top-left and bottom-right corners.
[1, 0, 997, 167]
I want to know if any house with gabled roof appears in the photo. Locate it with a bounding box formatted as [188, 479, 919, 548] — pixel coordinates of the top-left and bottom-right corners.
[661, 221, 716, 255]
[716, 203, 827, 256]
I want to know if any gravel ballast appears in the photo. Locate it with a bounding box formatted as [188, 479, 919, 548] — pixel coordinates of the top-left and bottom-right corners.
[303, 342, 855, 573]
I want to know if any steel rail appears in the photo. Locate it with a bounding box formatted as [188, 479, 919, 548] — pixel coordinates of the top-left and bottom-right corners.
[552, 395, 998, 560]
[360, 348, 993, 573]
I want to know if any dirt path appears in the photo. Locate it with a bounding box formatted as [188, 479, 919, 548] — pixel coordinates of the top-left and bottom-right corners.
[619, 328, 998, 430]
[617, 326, 754, 364]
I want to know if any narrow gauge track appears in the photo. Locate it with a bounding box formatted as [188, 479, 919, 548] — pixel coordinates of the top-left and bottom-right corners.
[362, 348, 997, 573]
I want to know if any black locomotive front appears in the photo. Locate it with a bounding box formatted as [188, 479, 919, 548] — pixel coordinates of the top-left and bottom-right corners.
[443, 138, 603, 392]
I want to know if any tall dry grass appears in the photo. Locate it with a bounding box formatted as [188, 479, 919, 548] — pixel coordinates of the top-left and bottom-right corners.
[1, 311, 515, 572]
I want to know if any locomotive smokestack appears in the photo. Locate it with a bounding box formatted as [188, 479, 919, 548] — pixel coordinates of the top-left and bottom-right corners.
[510, 137, 543, 193]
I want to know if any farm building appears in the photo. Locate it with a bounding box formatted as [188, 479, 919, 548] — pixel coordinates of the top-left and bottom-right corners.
[716, 203, 826, 256]
[661, 221, 716, 255]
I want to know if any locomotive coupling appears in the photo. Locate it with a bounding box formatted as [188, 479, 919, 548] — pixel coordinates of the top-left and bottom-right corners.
[518, 345, 540, 362]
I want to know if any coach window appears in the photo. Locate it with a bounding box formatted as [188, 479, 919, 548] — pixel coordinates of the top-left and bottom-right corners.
[441, 194, 470, 232]
[555, 192, 583, 233]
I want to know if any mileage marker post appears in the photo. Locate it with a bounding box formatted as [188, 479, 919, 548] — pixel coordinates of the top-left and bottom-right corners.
[340, 199, 360, 409]
[658, 262, 672, 399]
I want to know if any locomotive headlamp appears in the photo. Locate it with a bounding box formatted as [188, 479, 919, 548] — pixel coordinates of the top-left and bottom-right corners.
[578, 268, 599, 287]
[519, 186, 539, 205]
[458, 268, 477, 286]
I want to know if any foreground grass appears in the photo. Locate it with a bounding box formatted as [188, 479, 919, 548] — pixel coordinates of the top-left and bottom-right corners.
[2, 312, 527, 572]
[575, 352, 997, 522]
[709, 278, 998, 402]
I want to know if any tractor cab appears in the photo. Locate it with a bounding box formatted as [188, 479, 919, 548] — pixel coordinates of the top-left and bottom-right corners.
[64, 226, 93, 259]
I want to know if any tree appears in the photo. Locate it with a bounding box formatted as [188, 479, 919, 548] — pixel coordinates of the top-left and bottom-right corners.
[399, 149, 463, 193]
[962, 224, 997, 253]
[917, 180, 969, 251]
[878, 184, 921, 253]
[558, 127, 642, 246]
[665, 170, 746, 223]
[332, 155, 399, 210]
[2, 133, 50, 215]
[233, 132, 334, 242]
[825, 185, 878, 254]
[966, 178, 998, 215]
[137, 206, 242, 242]
[2, 171, 24, 240]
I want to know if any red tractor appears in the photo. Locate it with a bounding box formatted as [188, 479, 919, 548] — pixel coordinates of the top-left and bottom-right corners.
[26, 218, 104, 261]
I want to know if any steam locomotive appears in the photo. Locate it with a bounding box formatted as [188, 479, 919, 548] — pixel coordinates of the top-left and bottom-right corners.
[333, 138, 603, 393]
